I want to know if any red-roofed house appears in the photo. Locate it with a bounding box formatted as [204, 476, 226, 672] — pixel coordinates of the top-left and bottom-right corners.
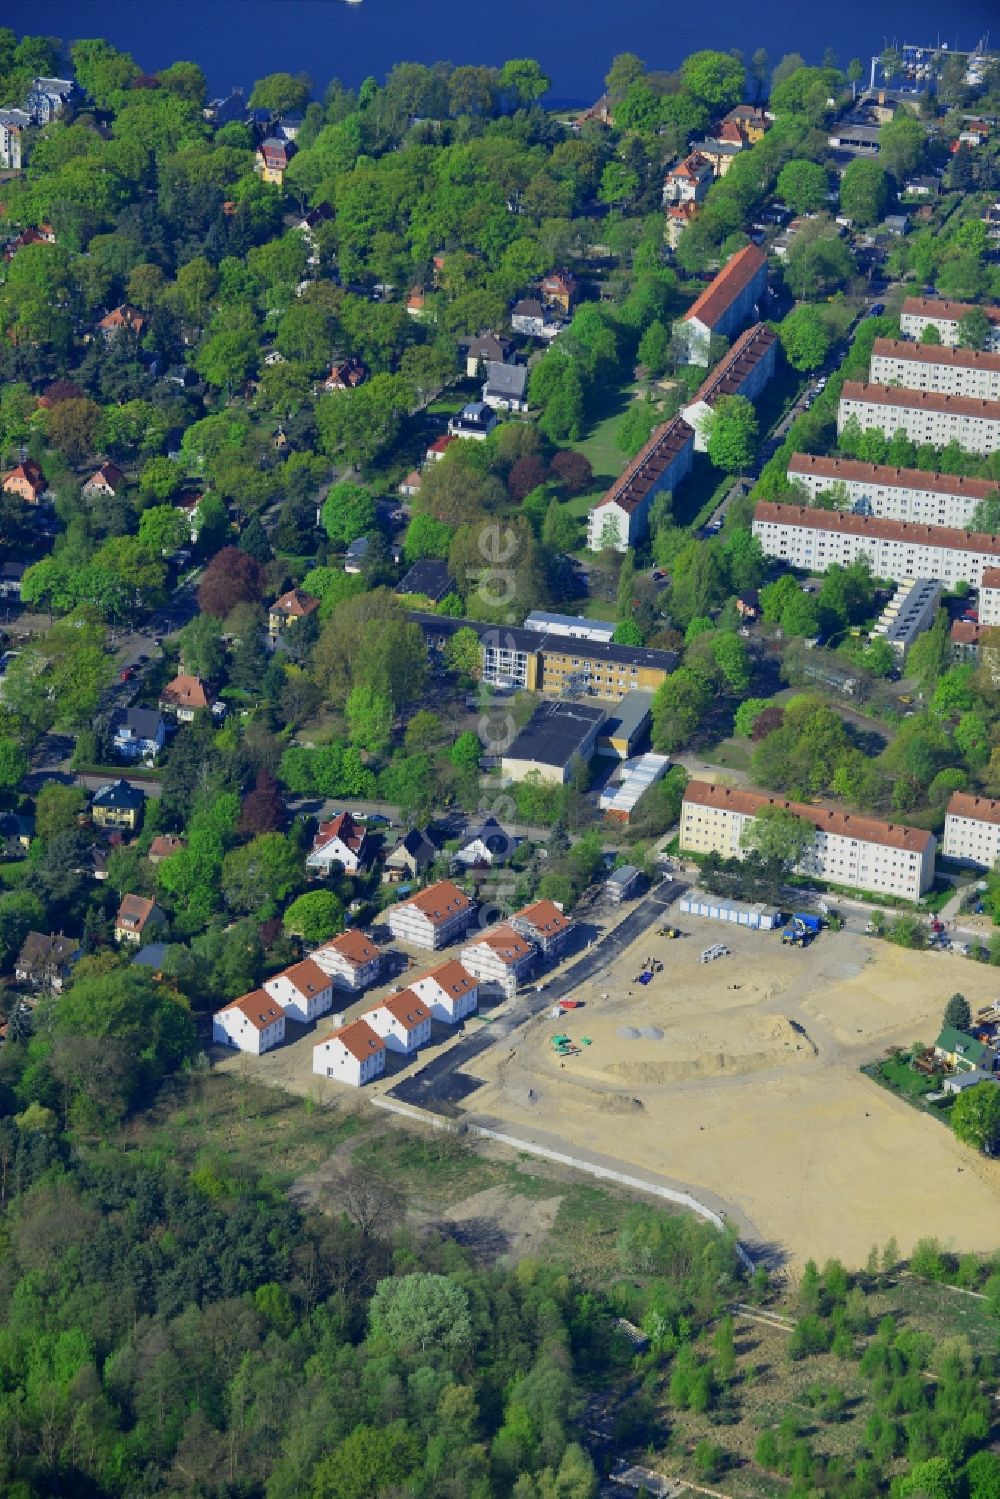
[426, 434, 458, 463]
[540, 269, 578, 314]
[263, 957, 334, 1024]
[148, 833, 185, 864]
[268, 587, 319, 640]
[366, 990, 432, 1053]
[665, 200, 700, 249]
[313, 1019, 386, 1087]
[943, 791, 1000, 868]
[677, 244, 768, 365]
[114, 894, 166, 945]
[307, 811, 371, 875]
[409, 959, 479, 1024]
[460, 924, 536, 998]
[82, 463, 125, 497]
[662, 153, 714, 206]
[159, 673, 213, 723]
[99, 304, 146, 340]
[213, 990, 286, 1054]
[511, 898, 573, 958]
[3, 459, 47, 504]
[256, 137, 295, 184]
[323, 356, 369, 391]
[387, 879, 475, 950]
[312, 929, 383, 992]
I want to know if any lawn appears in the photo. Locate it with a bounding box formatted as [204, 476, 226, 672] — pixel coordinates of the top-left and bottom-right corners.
[561, 379, 639, 521]
[873, 1056, 936, 1098]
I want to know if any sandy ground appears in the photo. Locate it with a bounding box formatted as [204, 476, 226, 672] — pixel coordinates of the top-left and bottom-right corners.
[465, 920, 1000, 1270]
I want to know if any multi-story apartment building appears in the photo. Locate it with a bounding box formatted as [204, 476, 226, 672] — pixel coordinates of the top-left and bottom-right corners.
[676, 243, 769, 365]
[980, 568, 1000, 628]
[785, 453, 998, 528]
[311, 930, 383, 993]
[680, 781, 936, 900]
[387, 880, 475, 950]
[460, 925, 537, 999]
[586, 415, 694, 550]
[0, 108, 29, 170]
[899, 296, 1000, 351]
[408, 613, 679, 701]
[869, 339, 1000, 402]
[752, 502, 1000, 588]
[681, 322, 778, 452]
[838, 382, 1000, 456]
[942, 791, 1000, 868]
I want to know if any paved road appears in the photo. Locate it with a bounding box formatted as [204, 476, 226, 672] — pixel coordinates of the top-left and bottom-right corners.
[388, 878, 688, 1114]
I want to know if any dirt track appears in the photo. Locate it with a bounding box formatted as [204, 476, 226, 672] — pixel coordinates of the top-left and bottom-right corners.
[463, 921, 1000, 1269]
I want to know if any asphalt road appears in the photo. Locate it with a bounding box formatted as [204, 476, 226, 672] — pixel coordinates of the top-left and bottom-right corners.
[388, 878, 689, 1115]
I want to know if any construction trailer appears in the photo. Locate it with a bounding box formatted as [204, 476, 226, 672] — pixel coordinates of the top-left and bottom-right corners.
[680, 890, 781, 930]
[782, 912, 822, 946]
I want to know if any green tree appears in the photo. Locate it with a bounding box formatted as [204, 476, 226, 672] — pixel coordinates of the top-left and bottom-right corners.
[321, 482, 378, 548]
[840, 158, 891, 225]
[346, 684, 394, 755]
[283, 889, 344, 945]
[777, 160, 829, 214]
[878, 115, 926, 182]
[733, 697, 772, 737]
[194, 330, 259, 394]
[651, 667, 712, 752]
[444, 626, 482, 681]
[778, 304, 831, 371]
[221, 833, 303, 915]
[368, 1272, 473, 1354]
[0, 736, 28, 789]
[952, 1084, 1000, 1155]
[137, 505, 189, 556]
[943, 992, 971, 1031]
[249, 70, 312, 114]
[638, 319, 670, 376]
[958, 308, 993, 352]
[741, 806, 814, 867]
[702, 394, 758, 474]
[680, 50, 746, 110]
[613, 620, 643, 646]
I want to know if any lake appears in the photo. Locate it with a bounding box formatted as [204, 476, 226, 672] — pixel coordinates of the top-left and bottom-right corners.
[19, 0, 1000, 104]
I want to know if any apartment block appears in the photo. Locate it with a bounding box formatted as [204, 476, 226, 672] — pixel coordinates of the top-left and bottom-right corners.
[681, 322, 778, 451]
[899, 296, 1000, 351]
[838, 382, 1000, 456]
[786, 453, 998, 528]
[980, 568, 1000, 628]
[408, 960, 479, 1024]
[311, 930, 383, 992]
[680, 780, 935, 900]
[869, 338, 1000, 402]
[387, 879, 475, 950]
[870, 579, 941, 660]
[752, 502, 1000, 588]
[942, 791, 1000, 868]
[676, 243, 769, 365]
[586, 415, 694, 550]
[459, 924, 536, 999]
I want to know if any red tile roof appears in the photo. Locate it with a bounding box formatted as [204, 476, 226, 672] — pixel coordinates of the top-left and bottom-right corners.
[902, 296, 1000, 327]
[593, 415, 694, 517]
[271, 587, 319, 619]
[280, 958, 331, 999]
[222, 990, 284, 1031]
[397, 879, 474, 925]
[753, 501, 1000, 556]
[314, 811, 366, 855]
[951, 619, 985, 646]
[161, 673, 211, 710]
[373, 990, 431, 1030]
[872, 337, 1000, 375]
[690, 322, 777, 405]
[466, 923, 534, 965]
[981, 568, 1000, 589]
[115, 894, 159, 931]
[514, 899, 572, 937]
[681, 244, 768, 332]
[946, 791, 1000, 826]
[840, 380, 1000, 421]
[668, 152, 712, 180]
[148, 834, 185, 860]
[413, 959, 478, 998]
[786, 453, 1000, 502]
[320, 930, 380, 966]
[323, 1017, 385, 1061]
[683, 779, 933, 853]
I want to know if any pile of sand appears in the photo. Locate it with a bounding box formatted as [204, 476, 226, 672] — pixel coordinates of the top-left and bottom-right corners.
[596, 1094, 645, 1115]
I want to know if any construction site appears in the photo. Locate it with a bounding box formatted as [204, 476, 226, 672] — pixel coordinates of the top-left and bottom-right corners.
[462, 913, 1000, 1270]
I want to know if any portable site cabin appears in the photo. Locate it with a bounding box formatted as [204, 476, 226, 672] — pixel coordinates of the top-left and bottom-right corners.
[679, 890, 781, 930]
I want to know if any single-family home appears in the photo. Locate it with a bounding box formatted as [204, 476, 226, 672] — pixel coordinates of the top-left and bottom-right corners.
[263, 957, 334, 1024]
[159, 673, 213, 723]
[398, 470, 422, 497]
[148, 833, 184, 864]
[111, 707, 166, 764]
[0, 812, 32, 859]
[455, 816, 515, 870]
[409, 959, 479, 1024]
[934, 1026, 996, 1074]
[343, 535, 401, 573]
[91, 779, 145, 833]
[482, 362, 528, 413]
[366, 990, 432, 1053]
[0, 560, 25, 601]
[722, 103, 772, 143]
[662, 153, 714, 206]
[114, 894, 166, 946]
[540, 269, 578, 313]
[426, 434, 458, 463]
[323, 356, 369, 391]
[464, 331, 513, 378]
[448, 402, 497, 440]
[307, 810, 371, 875]
[381, 826, 437, 884]
[213, 990, 286, 1054]
[14, 931, 80, 990]
[511, 898, 573, 959]
[406, 287, 428, 318]
[98, 304, 145, 341]
[460, 924, 536, 999]
[268, 587, 320, 640]
[26, 76, 76, 126]
[174, 492, 204, 542]
[665, 201, 700, 249]
[395, 559, 454, 604]
[312, 1019, 386, 1086]
[3, 459, 47, 504]
[736, 590, 760, 621]
[256, 137, 295, 184]
[312, 929, 383, 992]
[511, 298, 564, 340]
[388, 879, 476, 950]
[82, 463, 125, 498]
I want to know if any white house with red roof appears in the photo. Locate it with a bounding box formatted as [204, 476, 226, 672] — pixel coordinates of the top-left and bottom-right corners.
[82, 463, 125, 497]
[408, 959, 479, 1024]
[307, 811, 370, 876]
[662, 152, 714, 206]
[510, 899, 573, 959]
[387, 879, 475, 950]
[213, 990, 286, 1054]
[311, 929, 383, 992]
[313, 1019, 386, 1087]
[159, 673, 213, 723]
[460, 924, 536, 999]
[263, 957, 334, 1025]
[366, 990, 432, 1054]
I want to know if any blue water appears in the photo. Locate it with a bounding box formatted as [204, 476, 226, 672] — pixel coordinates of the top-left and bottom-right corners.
[20, 1, 999, 104]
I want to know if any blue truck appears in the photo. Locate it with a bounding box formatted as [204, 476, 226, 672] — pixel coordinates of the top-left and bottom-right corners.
[781, 912, 822, 946]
